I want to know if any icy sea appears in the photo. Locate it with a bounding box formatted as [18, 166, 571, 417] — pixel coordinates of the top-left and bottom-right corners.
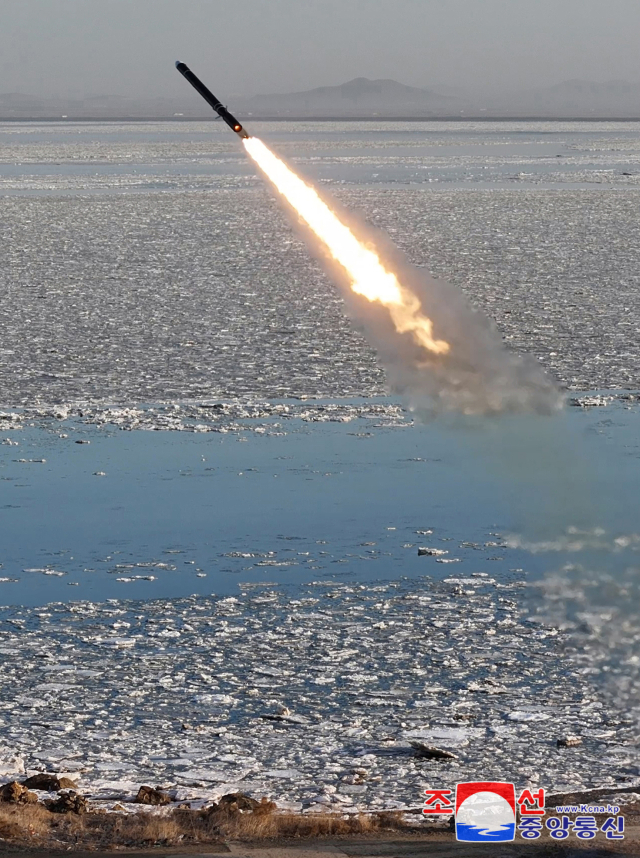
[1, 120, 640, 812]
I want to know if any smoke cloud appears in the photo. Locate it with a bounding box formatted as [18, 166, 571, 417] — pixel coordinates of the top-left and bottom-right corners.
[319, 204, 561, 416]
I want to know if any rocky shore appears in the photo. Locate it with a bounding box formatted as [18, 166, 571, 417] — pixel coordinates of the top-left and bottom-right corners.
[0, 780, 405, 852]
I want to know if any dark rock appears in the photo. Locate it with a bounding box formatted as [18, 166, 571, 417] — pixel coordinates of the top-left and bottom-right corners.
[134, 785, 171, 805]
[45, 790, 87, 814]
[199, 794, 275, 818]
[23, 773, 77, 791]
[409, 741, 459, 760]
[218, 792, 260, 812]
[0, 781, 38, 804]
[23, 773, 60, 791]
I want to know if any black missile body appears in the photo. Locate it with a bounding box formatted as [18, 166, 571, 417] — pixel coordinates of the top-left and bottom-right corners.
[175, 61, 249, 139]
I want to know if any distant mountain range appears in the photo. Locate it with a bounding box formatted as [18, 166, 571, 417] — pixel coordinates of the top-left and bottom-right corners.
[235, 77, 467, 117]
[2, 77, 640, 119]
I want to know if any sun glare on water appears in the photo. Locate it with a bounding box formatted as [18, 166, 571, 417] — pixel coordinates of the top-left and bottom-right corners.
[243, 137, 449, 356]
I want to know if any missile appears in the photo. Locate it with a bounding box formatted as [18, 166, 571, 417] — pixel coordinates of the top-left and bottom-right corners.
[175, 61, 249, 139]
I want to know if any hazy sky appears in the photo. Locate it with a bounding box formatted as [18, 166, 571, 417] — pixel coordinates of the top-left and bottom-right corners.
[1, 0, 639, 100]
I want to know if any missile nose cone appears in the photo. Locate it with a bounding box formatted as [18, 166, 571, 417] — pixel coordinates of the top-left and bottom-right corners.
[175, 61, 182, 68]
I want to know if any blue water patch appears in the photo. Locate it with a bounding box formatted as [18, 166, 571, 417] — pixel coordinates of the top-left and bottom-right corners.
[456, 822, 516, 842]
[0, 399, 639, 606]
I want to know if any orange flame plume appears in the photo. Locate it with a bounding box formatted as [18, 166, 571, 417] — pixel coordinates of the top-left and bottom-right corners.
[243, 137, 449, 356]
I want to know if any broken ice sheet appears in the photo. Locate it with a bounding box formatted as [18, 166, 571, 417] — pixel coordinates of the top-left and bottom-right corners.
[0, 578, 635, 812]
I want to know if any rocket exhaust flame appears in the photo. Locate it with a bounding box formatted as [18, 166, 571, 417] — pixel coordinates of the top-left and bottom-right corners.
[243, 137, 449, 357]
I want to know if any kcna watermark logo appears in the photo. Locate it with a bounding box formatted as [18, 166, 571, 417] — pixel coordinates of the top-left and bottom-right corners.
[423, 783, 625, 843]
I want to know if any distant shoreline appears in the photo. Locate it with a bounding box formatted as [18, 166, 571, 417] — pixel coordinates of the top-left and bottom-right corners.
[2, 114, 640, 123]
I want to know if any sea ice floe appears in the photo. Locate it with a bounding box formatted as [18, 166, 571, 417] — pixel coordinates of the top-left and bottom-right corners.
[404, 727, 484, 748]
[0, 578, 634, 812]
[507, 711, 552, 722]
[0, 401, 407, 439]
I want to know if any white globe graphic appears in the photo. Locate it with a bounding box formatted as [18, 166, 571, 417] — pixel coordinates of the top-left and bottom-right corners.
[457, 791, 515, 834]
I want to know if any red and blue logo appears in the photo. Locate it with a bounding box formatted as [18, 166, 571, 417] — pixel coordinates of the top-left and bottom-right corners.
[455, 782, 516, 842]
